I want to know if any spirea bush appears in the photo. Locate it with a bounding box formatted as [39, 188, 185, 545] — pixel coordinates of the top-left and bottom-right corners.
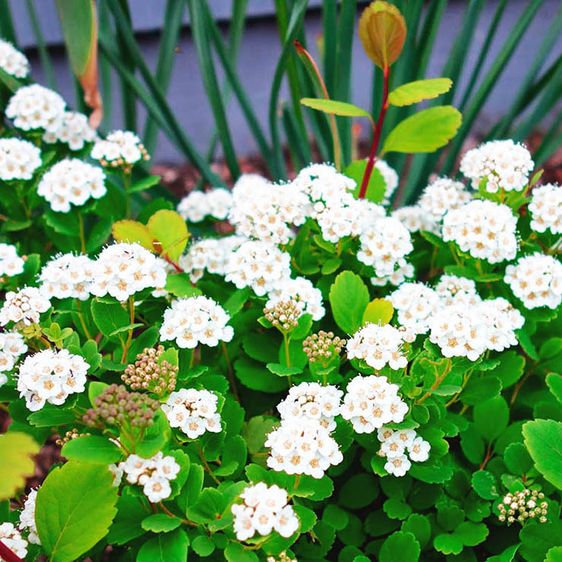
[1, 5, 562, 562]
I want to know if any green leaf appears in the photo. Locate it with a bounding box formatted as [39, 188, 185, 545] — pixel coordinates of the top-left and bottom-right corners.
[224, 542, 259, 562]
[363, 298, 394, 326]
[454, 521, 488, 547]
[546, 373, 562, 404]
[522, 419, 562, 489]
[128, 175, 161, 194]
[191, 534, 215, 557]
[112, 220, 155, 251]
[434, 533, 464, 555]
[382, 106, 462, 154]
[28, 404, 77, 427]
[379, 531, 420, 562]
[136, 410, 171, 458]
[266, 363, 303, 377]
[141, 513, 182, 533]
[137, 528, 189, 562]
[301, 98, 372, 119]
[460, 376, 502, 405]
[546, 547, 562, 562]
[147, 209, 189, 261]
[187, 488, 226, 524]
[383, 498, 412, 520]
[165, 273, 202, 298]
[401, 514, 431, 548]
[323, 505, 350, 531]
[388, 78, 452, 106]
[473, 396, 509, 442]
[329, 271, 370, 334]
[492, 351, 525, 388]
[107, 491, 148, 545]
[62, 436, 123, 464]
[486, 544, 519, 562]
[503, 442, 533, 475]
[234, 357, 287, 393]
[243, 416, 278, 455]
[346, 161, 387, 204]
[520, 520, 562, 562]
[0, 432, 39, 500]
[471, 470, 499, 500]
[91, 299, 129, 340]
[35, 461, 118, 562]
[339, 474, 379, 510]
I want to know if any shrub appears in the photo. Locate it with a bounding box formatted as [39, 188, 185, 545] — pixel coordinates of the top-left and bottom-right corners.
[1, 3, 562, 562]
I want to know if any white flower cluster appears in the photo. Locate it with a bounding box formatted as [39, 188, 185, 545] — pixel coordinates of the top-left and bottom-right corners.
[529, 183, 562, 235]
[0, 39, 30, 78]
[370, 258, 414, 288]
[91, 130, 149, 169]
[39, 253, 96, 301]
[358, 216, 413, 279]
[347, 323, 408, 370]
[0, 138, 42, 181]
[160, 296, 233, 349]
[17, 349, 88, 411]
[6, 84, 65, 132]
[505, 254, 562, 310]
[434, 274, 480, 306]
[276, 382, 342, 431]
[19, 489, 40, 545]
[90, 243, 167, 302]
[266, 276, 325, 321]
[0, 243, 25, 277]
[418, 178, 471, 223]
[0, 332, 27, 386]
[0, 287, 50, 326]
[293, 163, 356, 205]
[162, 388, 221, 438]
[460, 140, 534, 193]
[0, 522, 28, 559]
[390, 282, 440, 337]
[428, 296, 524, 360]
[265, 418, 343, 479]
[119, 452, 180, 503]
[232, 483, 299, 541]
[43, 111, 97, 151]
[392, 205, 437, 234]
[37, 159, 106, 213]
[340, 375, 408, 433]
[229, 175, 309, 244]
[177, 188, 233, 223]
[225, 240, 291, 296]
[442, 200, 518, 263]
[376, 159, 399, 204]
[377, 427, 430, 477]
[179, 236, 245, 283]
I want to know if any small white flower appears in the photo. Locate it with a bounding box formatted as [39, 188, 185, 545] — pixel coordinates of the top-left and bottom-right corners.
[162, 388, 222, 438]
[376, 159, 399, 204]
[0, 138, 42, 181]
[442, 199, 518, 263]
[6, 84, 65, 132]
[418, 177, 471, 224]
[0, 39, 30, 78]
[392, 205, 438, 234]
[528, 183, 562, 235]
[0, 331, 27, 375]
[37, 158, 106, 213]
[390, 282, 440, 336]
[232, 482, 299, 541]
[346, 323, 408, 371]
[505, 253, 562, 310]
[377, 426, 430, 476]
[177, 187, 234, 223]
[43, 111, 97, 151]
[0, 243, 25, 277]
[143, 476, 172, 503]
[160, 296, 233, 349]
[16, 349, 89, 411]
[384, 454, 411, 477]
[0, 286, 51, 326]
[341, 374, 408, 433]
[0, 521, 28, 559]
[460, 140, 534, 193]
[266, 276, 325, 321]
[408, 436, 431, 462]
[91, 130, 149, 168]
[18, 489, 40, 545]
[39, 253, 96, 301]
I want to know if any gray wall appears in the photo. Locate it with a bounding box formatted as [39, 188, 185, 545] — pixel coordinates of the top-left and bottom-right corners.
[8, 0, 562, 163]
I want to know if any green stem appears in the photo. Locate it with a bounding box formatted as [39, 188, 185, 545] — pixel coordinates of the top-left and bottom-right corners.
[283, 333, 292, 386]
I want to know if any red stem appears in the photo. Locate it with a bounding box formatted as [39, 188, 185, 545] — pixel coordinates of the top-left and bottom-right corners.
[0, 541, 24, 562]
[358, 65, 391, 199]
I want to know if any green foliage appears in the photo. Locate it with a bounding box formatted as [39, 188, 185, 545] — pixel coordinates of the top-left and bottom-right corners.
[35, 462, 119, 562]
[523, 420, 562, 489]
[0, 432, 39, 500]
[329, 271, 370, 334]
[388, 78, 452, 106]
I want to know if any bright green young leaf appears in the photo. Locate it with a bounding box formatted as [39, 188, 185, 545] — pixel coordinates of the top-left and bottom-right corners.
[546, 547, 562, 562]
[401, 514, 431, 548]
[434, 533, 464, 555]
[363, 298, 394, 325]
[91, 299, 129, 341]
[329, 271, 370, 334]
[300, 98, 372, 119]
[147, 209, 189, 261]
[546, 373, 562, 404]
[471, 470, 499, 500]
[266, 363, 303, 377]
[62, 435, 123, 464]
[35, 461, 118, 562]
[165, 273, 203, 298]
[388, 78, 452, 106]
[486, 544, 519, 562]
[137, 528, 189, 562]
[128, 175, 161, 194]
[380, 531, 421, 562]
[224, 542, 259, 562]
[0, 432, 39, 500]
[191, 534, 215, 556]
[522, 419, 562, 489]
[383, 106, 462, 154]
